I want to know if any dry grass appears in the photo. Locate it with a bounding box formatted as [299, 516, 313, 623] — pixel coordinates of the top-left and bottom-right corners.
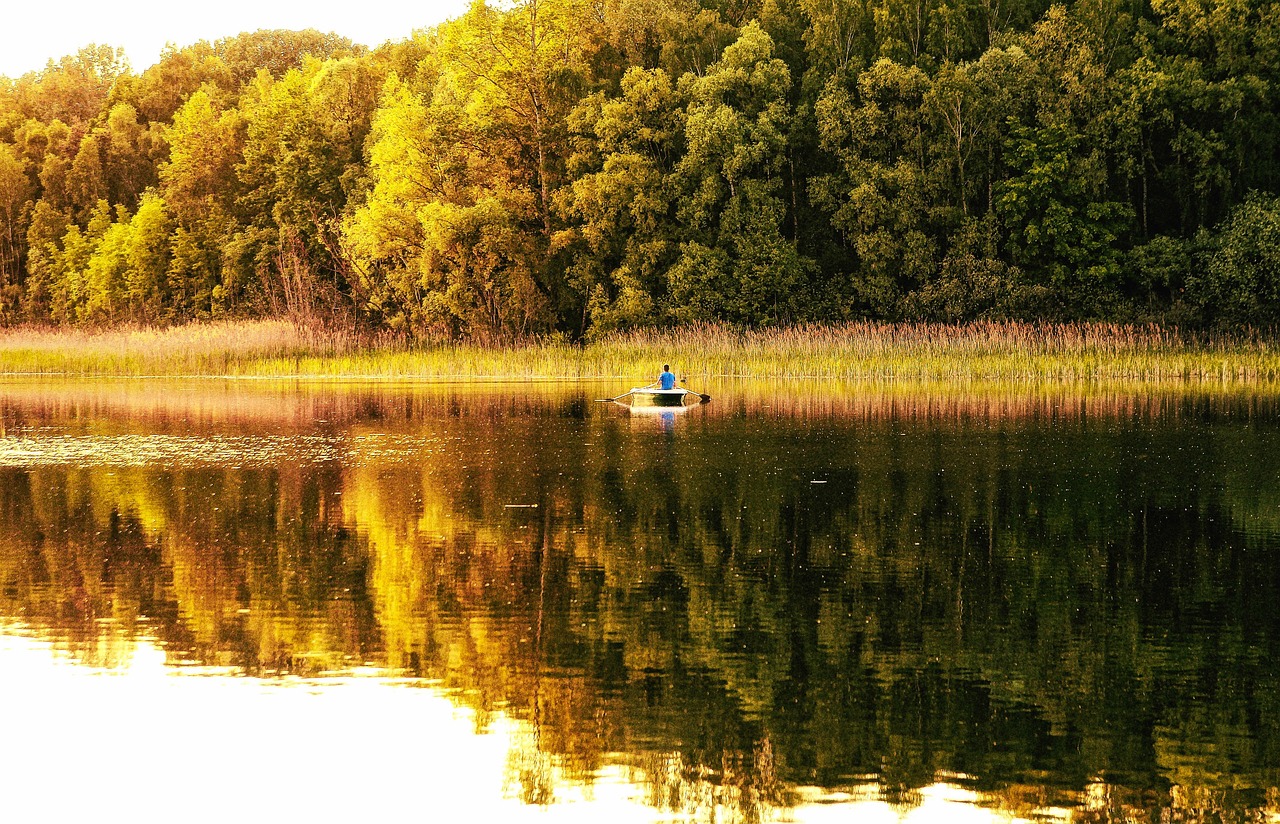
[0, 319, 1278, 387]
[0, 320, 363, 376]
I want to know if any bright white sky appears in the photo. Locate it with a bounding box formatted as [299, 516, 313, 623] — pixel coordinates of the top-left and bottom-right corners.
[0, 0, 472, 78]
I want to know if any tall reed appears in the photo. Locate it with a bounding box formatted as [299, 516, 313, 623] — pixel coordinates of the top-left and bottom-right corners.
[1, 320, 1278, 387]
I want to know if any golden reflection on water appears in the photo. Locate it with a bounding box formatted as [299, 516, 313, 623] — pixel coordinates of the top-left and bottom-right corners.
[1, 623, 1062, 824]
[2, 379, 1279, 822]
[0, 375, 1274, 428]
[0, 623, 1090, 824]
[0, 624, 699, 823]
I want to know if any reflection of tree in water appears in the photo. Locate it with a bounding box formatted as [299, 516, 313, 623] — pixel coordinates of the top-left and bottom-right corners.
[635, 738, 785, 824]
[2, 392, 1280, 819]
[0, 463, 380, 674]
[0, 466, 166, 668]
[505, 725, 556, 805]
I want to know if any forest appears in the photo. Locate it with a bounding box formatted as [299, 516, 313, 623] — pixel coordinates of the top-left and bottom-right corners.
[2, 0, 1280, 340]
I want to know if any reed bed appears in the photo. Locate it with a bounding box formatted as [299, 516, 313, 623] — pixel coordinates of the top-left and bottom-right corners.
[0, 320, 362, 377]
[1, 319, 1279, 387]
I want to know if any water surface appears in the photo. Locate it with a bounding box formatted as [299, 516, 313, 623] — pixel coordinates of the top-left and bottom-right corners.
[2, 379, 1278, 823]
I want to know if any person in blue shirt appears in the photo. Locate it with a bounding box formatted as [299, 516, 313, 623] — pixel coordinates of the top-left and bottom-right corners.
[654, 364, 677, 390]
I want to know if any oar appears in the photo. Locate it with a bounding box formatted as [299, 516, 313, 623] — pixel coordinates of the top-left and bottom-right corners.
[594, 389, 636, 403]
[683, 388, 712, 404]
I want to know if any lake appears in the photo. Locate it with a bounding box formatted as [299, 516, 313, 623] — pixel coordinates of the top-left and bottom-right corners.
[1, 379, 1278, 823]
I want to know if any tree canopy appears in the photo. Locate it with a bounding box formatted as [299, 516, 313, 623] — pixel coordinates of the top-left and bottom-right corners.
[2, 3, 1280, 338]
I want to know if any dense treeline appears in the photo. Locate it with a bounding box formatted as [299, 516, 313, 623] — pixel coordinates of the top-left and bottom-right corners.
[3, 0, 1280, 339]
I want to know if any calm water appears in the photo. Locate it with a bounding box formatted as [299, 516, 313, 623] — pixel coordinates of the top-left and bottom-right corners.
[2, 380, 1279, 823]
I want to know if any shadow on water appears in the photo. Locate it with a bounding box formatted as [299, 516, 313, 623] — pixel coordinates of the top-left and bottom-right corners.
[1, 378, 1280, 821]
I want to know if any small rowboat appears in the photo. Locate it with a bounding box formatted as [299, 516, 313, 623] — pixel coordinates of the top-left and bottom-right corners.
[595, 386, 711, 405]
[627, 388, 696, 407]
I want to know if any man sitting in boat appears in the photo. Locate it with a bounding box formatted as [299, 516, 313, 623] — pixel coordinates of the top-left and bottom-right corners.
[599, 364, 708, 406]
[612, 364, 706, 407]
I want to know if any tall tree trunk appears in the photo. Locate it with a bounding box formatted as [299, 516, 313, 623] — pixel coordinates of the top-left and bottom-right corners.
[530, 0, 553, 239]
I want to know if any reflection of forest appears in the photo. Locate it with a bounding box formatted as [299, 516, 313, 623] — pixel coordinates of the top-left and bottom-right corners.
[1, 385, 1278, 820]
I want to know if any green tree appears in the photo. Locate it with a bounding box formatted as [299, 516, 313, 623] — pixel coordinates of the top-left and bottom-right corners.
[811, 58, 935, 315]
[167, 212, 233, 318]
[237, 58, 380, 317]
[800, 0, 878, 73]
[437, 0, 603, 289]
[994, 123, 1132, 313]
[667, 22, 810, 323]
[981, 6, 1135, 314]
[81, 205, 132, 321]
[21, 200, 69, 320]
[1189, 193, 1280, 326]
[127, 42, 235, 124]
[159, 89, 243, 316]
[49, 200, 113, 321]
[33, 120, 74, 214]
[10, 45, 127, 125]
[214, 29, 359, 86]
[67, 132, 108, 220]
[560, 67, 684, 335]
[0, 143, 33, 315]
[2, 0, 1280, 329]
[102, 103, 159, 210]
[123, 192, 173, 320]
[346, 0, 603, 337]
[160, 88, 242, 222]
[340, 75, 436, 330]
